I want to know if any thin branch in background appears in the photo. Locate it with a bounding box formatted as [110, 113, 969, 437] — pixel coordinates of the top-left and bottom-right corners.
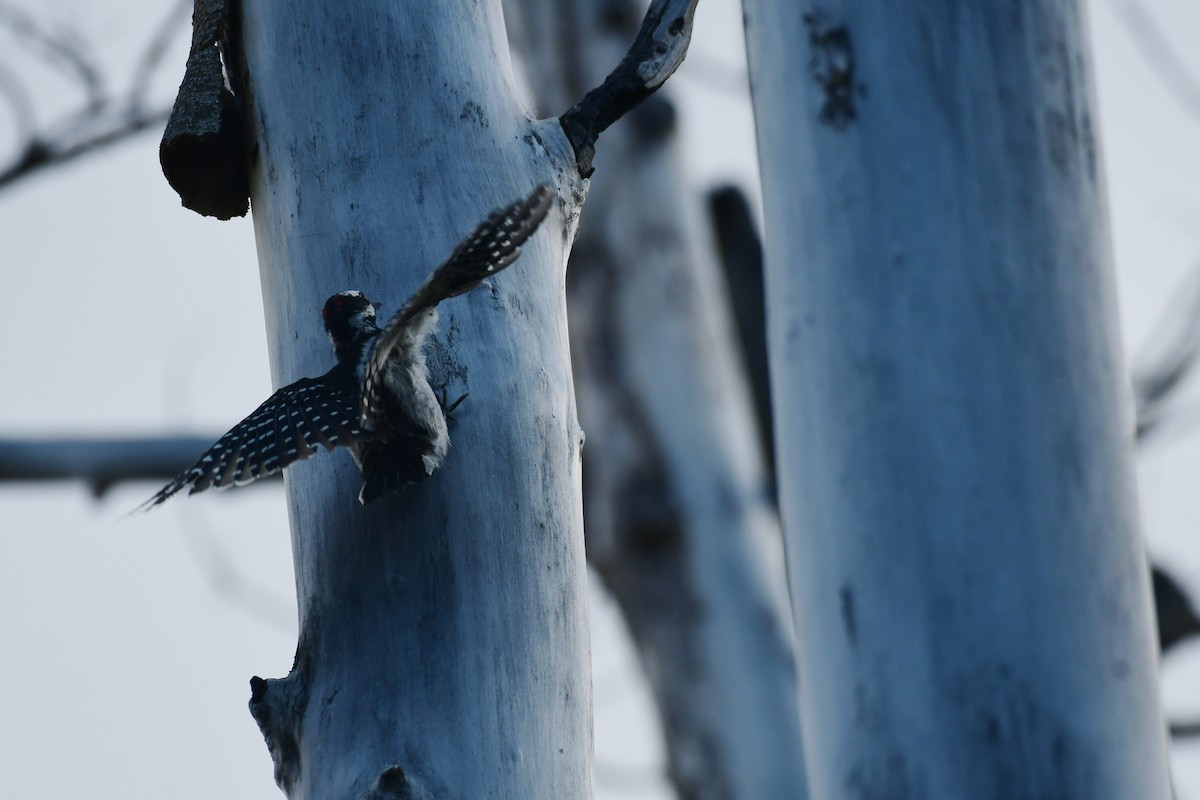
[0, 433, 293, 634]
[1133, 263, 1200, 443]
[0, 435, 280, 498]
[130, 0, 191, 111]
[1106, 0, 1200, 124]
[1172, 720, 1200, 739]
[0, 60, 34, 145]
[0, 107, 173, 190]
[175, 505, 296, 635]
[0, 1, 187, 191]
[0, 1, 104, 110]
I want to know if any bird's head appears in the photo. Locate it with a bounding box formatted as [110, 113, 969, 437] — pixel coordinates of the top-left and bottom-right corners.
[322, 291, 380, 352]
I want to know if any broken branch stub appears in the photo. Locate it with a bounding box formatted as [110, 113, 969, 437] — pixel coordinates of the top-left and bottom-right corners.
[558, 0, 697, 176]
[159, 0, 249, 219]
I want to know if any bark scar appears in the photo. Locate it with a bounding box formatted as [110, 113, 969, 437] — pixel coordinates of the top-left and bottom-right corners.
[804, 11, 861, 130]
[839, 584, 858, 647]
[363, 764, 429, 799]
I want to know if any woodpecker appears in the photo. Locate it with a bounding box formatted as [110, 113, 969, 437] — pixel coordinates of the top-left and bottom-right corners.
[137, 184, 554, 508]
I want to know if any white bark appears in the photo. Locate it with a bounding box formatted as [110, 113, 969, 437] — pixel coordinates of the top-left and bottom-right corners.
[743, 2, 1172, 797]
[507, 2, 808, 797]
[236, 1, 591, 797]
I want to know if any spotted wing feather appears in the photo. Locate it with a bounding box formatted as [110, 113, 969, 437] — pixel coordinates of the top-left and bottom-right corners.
[133, 372, 363, 512]
[360, 184, 554, 433]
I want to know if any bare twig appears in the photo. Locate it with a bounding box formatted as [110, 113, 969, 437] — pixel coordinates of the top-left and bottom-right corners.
[0, 106, 171, 191]
[0, 2, 104, 110]
[176, 506, 295, 634]
[0, 60, 35, 145]
[0, 432, 295, 633]
[0, 2, 187, 192]
[130, 0, 192, 111]
[558, 0, 699, 176]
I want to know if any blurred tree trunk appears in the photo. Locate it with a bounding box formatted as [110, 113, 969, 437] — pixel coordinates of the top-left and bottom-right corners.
[508, 2, 809, 798]
[234, 1, 592, 797]
[744, 2, 1172, 797]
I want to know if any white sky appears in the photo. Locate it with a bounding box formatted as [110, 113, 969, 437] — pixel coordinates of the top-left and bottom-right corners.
[1, 1, 1199, 798]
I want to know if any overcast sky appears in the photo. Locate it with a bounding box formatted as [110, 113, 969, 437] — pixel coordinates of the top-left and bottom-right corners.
[2, 1, 1199, 798]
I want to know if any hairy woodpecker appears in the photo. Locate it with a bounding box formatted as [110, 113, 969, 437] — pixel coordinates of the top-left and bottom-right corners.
[137, 184, 554, 508]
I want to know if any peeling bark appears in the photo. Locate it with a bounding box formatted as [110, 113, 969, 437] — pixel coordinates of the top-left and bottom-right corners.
[160, 0, 248, 219]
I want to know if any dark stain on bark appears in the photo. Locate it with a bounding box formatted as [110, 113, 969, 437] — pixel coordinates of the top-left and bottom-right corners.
[840, 583, 858, 647]
[804, 11, 861, 130]
[363, 764, 429, 799]
[458, 101, 489, 129]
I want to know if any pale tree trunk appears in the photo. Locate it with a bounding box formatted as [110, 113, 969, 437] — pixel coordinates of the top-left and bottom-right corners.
[743, 2, 1173, 798]
[507, 3, 809, 798]
[234, 1, 592, 797]
[154, 0, 700, 795]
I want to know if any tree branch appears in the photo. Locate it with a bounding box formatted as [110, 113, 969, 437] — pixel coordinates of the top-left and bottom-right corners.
[0, 435, 274, 498]
[0, 2, 104, 110]
[0, 107, 172, 191]
[558, 0, 698, 176]
[0, 2, 187, 192]
[1170, 719, 1200, 739]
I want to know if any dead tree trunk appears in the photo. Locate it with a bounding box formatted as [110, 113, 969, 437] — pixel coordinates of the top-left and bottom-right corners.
[155, 0, 698, 795]
[234, 1, 590, 797]
[743, 2, 1173, 797]
[507, 2, 809, 798]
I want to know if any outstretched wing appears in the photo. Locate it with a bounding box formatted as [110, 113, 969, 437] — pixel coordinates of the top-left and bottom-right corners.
[397, 184, 555, 320]
[361, 184, 555, 431]
[133, 370, 364, 512]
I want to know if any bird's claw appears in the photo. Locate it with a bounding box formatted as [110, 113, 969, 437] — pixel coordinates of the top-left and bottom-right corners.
[437, 385, 469, 421]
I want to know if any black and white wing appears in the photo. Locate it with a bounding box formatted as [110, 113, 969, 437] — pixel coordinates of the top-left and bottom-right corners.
[360, 184, 554, 431]
[133, 368, 364, 512]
